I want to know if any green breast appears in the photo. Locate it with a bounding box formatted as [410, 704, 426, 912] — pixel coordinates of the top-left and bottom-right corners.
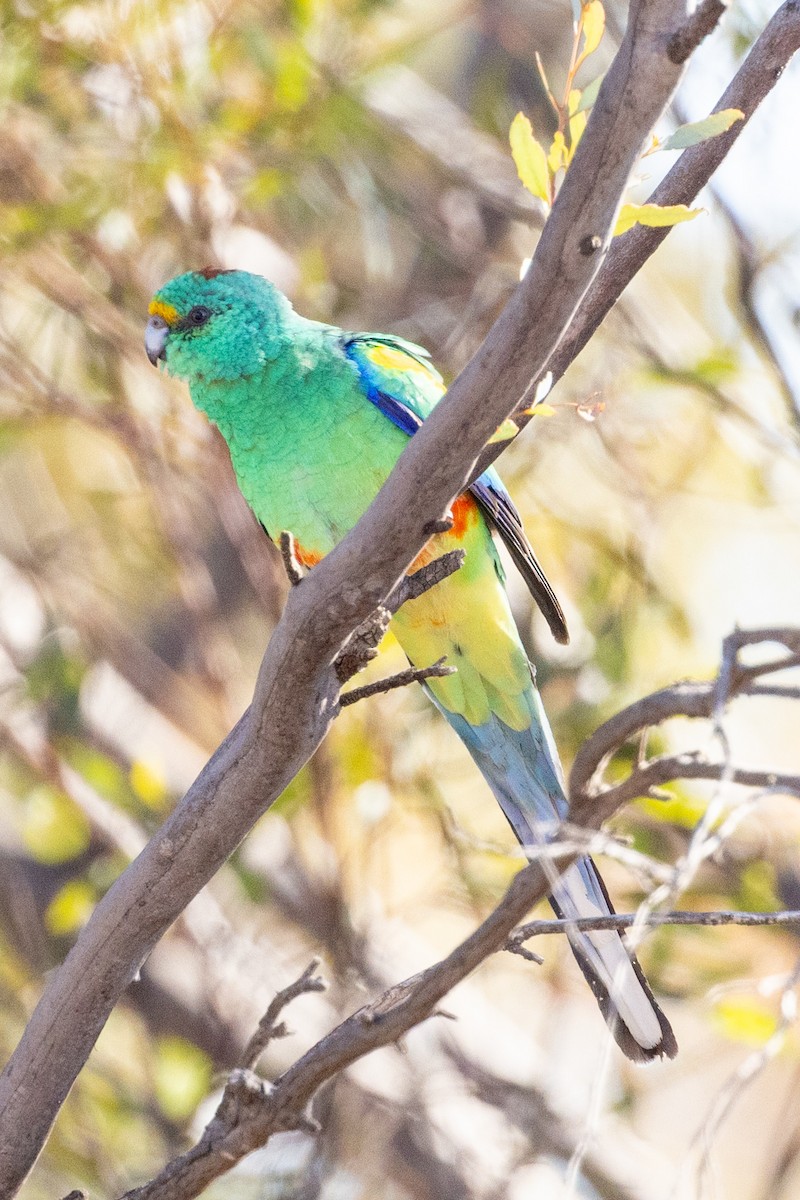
[189, 332, 409, 554]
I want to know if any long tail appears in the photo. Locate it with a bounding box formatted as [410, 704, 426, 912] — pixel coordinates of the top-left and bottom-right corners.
[440, 691, 677, 1062]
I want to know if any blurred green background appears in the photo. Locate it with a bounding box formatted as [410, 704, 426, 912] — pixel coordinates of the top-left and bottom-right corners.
[2, 0, 800, 1197]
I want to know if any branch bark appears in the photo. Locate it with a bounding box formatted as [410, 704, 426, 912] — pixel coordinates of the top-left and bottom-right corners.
[2, 0, 793, 1194]
[508, 908, 800, 949]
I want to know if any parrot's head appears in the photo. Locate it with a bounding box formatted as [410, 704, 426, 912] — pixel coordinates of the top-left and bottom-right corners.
[145, 269, 294, 383]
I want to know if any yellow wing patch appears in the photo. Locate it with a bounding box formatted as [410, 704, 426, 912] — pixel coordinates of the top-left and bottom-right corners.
[148, 299, 180, 327]
[365, 343, 444, 390]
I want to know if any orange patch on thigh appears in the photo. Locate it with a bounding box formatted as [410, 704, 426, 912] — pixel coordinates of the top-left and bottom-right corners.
[449, 493, 478, 538]
[295, 543, 323, 568]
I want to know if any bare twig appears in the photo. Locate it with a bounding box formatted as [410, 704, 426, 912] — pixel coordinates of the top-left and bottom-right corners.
[333, 607, 393, 685]
[507, 909, 800, 953]
[565, 628, 800, 1192]
[118, 851, 572, 1200]
[238, 960, 327, 1072]
[340, 656, 455, 707]
[388, 549, 465, 609]
[711, 626, 800, 725]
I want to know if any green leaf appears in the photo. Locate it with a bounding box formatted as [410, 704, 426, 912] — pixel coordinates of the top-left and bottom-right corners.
[509, 112, 550, 205]
[488, 416, 520, 444]
[569, 102, 587, 155]
[575, 73, 604, 113]
[614, 202, 704, 237]
[548, 131, 568, 174]
[661, 109, 745, 153]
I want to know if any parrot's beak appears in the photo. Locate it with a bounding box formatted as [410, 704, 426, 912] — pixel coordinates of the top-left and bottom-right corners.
[145, 314, 169, 365]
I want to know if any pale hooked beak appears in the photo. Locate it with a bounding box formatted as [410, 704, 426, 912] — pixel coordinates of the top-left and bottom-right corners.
[145, 314, 169, 365]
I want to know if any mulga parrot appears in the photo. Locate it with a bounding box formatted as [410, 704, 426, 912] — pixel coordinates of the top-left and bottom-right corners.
[145, 268, 676, 1062]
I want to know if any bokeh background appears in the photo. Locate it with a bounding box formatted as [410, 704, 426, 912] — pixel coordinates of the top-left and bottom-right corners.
[1, 0, 800, 1197]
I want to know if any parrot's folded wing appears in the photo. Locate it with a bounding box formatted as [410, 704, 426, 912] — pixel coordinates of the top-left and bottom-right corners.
[342, 333, 568, 644]
[470, 472, 569, 645]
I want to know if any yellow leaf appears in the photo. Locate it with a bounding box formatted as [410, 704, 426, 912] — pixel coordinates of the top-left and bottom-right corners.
[509, 112, 550, 204]
[23, 787, 91, 865]
[548, 131, 568, 175]
[45, 880, 96, 936]
[580, 0, 605, 58]
[155, 1037, 213, 1122]
[713, 996, 779, 1048]
[130, 759, 169, 811]
[614, 202, 704, 237]
[531, 404, 557, 417]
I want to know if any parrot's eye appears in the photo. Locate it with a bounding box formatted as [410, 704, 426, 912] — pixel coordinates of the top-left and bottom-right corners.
[187, 305, 212, 327]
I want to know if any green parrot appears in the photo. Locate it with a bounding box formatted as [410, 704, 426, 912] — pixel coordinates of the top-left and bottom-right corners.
[146, 268, 676, 1062]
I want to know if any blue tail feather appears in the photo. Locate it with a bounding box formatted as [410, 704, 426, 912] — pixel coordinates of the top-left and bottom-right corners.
[434, 692, 677, 1062]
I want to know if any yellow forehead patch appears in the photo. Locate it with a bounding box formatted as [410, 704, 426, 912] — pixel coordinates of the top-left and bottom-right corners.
[148, 299, 180, 326]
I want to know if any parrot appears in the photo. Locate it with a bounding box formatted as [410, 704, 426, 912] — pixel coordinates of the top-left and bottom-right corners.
[145, 267, 677, 1062]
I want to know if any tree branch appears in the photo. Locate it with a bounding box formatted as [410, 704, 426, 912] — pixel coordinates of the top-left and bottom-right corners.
[667, 0, 729, 63]
[238, 959, 327, 1072]
[339, 656, 455, 707]
[507, 908, 800, 953]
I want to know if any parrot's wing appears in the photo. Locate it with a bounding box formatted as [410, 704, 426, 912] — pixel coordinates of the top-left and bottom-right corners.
[343, 334, 569, 645]
[470, 471, 568, 645]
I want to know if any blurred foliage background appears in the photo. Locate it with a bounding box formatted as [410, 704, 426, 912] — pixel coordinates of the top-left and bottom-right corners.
[1, 0, 800, 1197]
